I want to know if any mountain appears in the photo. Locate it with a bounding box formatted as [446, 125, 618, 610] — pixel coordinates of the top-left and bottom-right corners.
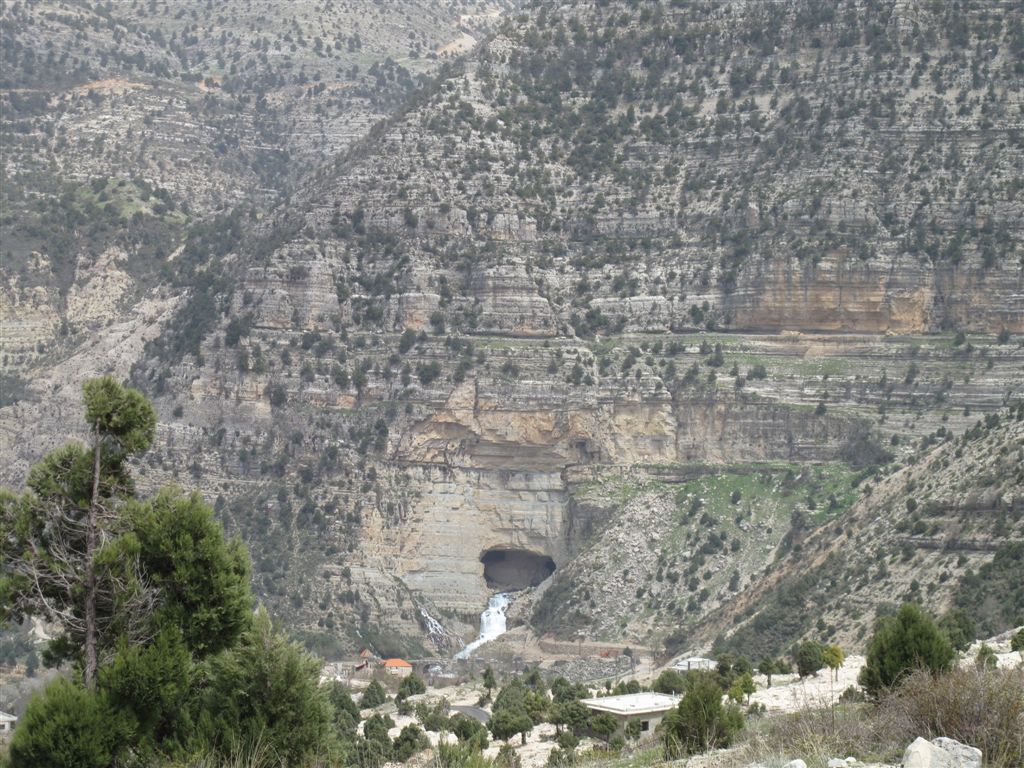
[1, 0, 507, 378]
[2, 0, 1022, 658]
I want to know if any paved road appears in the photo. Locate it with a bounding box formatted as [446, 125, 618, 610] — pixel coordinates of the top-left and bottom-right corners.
[451, 705, 490, 723]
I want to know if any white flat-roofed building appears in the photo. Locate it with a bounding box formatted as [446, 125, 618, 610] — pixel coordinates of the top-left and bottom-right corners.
[0, 711, 16, 738]
[673, 656, 717, 672]
[580, 692, 679, 740]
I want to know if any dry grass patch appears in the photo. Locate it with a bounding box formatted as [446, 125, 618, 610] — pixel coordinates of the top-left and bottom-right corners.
[731, 667, 1023, 768]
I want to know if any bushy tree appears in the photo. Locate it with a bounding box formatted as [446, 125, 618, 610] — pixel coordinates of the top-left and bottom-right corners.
[482, 666, 497, 695]
[397, 671, 426, 701]
[1011, 629, 1024, 654]
[859, 604, 954, 698]
[549, 676, 587, 703]
[364, 713, 396, 748]
[490, 708, 534, 745]
[549, 699, 590, 736]
[795, 641, 825, 678]
[326, 681, 362, 737]
[1, 377, 156, 689]
[449, 713, 489, 749]
[3, 379, 313, 766]
[589, 713, 618, 745]
[363, 679, 389, 707]
[9, 677, 133, 767]
[939, 609, 976, 652]
[354, 734, 392, 768]
[661, 671, 743, 756]
[191, 609, 333, 763]
[492, 678, 528, 714]
[822, 644, 845, 681]
[975, 643, 998, 670]
[99, 627, 192, 751]
[129, 487, 252, 658]
[393, 723, 429, 762]
[652, 668, 688, 694]
[727, 672, 756, 704]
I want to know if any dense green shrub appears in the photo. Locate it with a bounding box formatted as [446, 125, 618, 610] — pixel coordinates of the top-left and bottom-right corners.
[661, 671, 743, 756]
[190, 609, 334, 763]
[795, 641, 825, 678]
[938, 609, 976, 652]
[859, 604, 954, 698]
[9, 678, 132, 768]
[396, 671, 426, 702]
[362, 679, 389, 708]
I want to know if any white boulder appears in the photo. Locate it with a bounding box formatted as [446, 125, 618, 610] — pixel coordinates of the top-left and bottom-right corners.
[903, 737, 983, 768]
[931, 737, 982, 768]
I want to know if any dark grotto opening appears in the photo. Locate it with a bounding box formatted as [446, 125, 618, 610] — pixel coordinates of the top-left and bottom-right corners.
[481, 549, 556, 590]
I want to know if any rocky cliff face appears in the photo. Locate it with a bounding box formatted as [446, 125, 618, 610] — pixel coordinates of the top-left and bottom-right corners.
[3, 0, 1023, 657]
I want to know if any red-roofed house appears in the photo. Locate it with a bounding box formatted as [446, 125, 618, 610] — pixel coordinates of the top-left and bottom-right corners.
[382, 658, 413, 677]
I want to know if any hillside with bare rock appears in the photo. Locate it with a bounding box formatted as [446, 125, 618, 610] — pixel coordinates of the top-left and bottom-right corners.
[2, 0, 1023, 659]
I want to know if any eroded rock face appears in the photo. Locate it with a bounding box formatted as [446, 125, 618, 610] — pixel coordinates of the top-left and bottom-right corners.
[368, 464, 569, 613]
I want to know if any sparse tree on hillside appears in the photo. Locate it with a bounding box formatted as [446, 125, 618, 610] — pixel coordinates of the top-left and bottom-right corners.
[758, 656, 777, 687]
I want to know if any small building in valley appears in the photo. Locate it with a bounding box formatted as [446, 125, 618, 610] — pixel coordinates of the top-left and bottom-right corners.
[580, 693, 679, 740]
[0, 711, 16, 737]
[673, 656, 717, 672]
[382, 658, 413, 677]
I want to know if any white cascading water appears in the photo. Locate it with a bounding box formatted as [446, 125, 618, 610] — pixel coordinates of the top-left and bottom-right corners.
[455, 593, 510, 659]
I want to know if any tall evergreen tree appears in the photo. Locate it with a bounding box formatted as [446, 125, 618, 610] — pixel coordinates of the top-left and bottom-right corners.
[1, 376, 156, 689]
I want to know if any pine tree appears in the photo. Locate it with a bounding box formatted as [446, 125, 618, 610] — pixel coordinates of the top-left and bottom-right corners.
[859, 604, 954, 698]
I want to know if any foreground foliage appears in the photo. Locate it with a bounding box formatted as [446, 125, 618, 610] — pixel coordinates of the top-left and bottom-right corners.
[0, 380, 338, 766]
[661, 671, 744, 756]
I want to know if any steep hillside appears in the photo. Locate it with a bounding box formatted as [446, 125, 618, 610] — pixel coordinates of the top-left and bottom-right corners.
[1, 0, 507, 375]
[3, 0, 1023, 657]
[709, 401, 1024, 658]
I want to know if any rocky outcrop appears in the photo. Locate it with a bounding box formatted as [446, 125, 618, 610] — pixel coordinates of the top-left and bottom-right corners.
[903, 737, 982, 768]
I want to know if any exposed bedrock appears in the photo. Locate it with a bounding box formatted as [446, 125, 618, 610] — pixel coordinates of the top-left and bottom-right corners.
[378, 380, 860, 616]
[372, 464, 570, 614]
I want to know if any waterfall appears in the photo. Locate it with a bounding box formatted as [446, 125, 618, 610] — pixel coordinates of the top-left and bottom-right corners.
[455, 593, 510, 659]
[420, 606, 463, 653]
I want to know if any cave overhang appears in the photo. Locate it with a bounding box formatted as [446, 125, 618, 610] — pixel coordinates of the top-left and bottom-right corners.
[480, 548, 556, 590]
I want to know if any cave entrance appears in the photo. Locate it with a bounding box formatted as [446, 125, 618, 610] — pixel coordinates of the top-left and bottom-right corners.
[481, 549, 556, 591]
